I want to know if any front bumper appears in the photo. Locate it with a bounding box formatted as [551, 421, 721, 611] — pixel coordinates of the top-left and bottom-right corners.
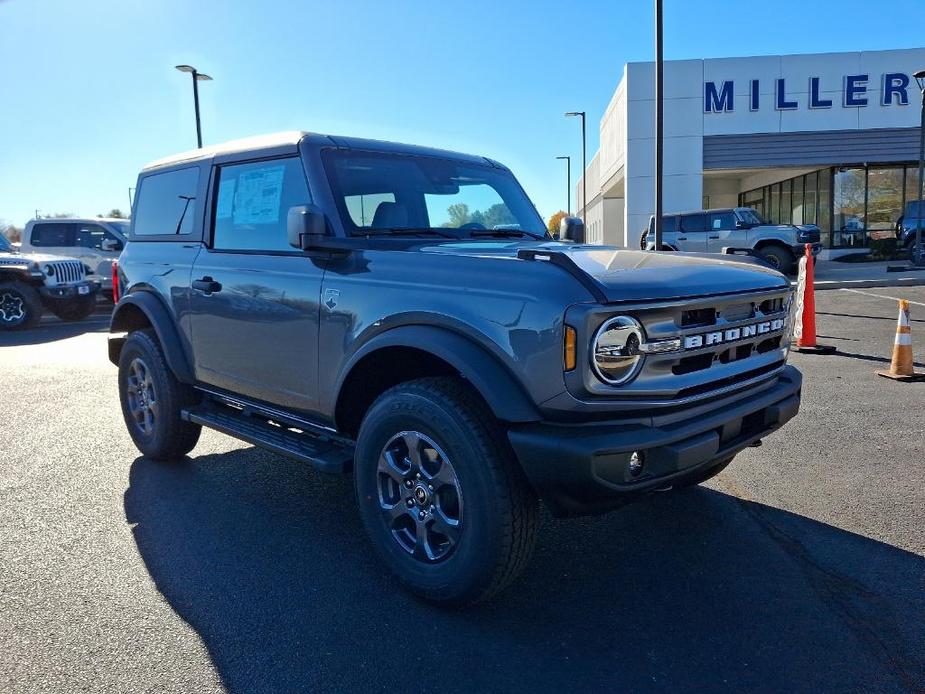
[508, 365, 802, 517]
[39, 280, 101, 301]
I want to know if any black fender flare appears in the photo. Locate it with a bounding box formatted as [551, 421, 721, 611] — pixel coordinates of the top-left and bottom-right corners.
[109, 291, 194, 383]
[336, 325, 540, 423]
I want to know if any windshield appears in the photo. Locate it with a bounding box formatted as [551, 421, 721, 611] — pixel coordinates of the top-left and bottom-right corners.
[108, 220, 130, 237]
[322, 149, 547, 238]
[738, 208, 767, 225]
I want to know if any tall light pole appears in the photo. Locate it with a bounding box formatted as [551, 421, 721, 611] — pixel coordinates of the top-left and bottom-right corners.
[913, 69, 925, 266]
[175, 64, 213, 148]
[654, 0, 664, 251]
[565, 111, 586, 223]
[556, 155, 571, 215]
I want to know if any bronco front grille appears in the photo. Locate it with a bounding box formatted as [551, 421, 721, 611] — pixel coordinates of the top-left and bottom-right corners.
[580, 288, 793, 404]
[46, 261, 84, 286]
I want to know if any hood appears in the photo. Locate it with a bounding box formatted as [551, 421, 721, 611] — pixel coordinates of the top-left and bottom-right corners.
[421, 240, 790, 303]
[0, 251, 83, 265]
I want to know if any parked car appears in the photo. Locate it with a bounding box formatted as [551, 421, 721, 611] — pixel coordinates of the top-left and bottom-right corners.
[895, 200, 925, 255]
[0, 232, 101, 329]
[642, 207, 821, 274]
[110, 132, 802, 605]
[21, 217, 128, 293]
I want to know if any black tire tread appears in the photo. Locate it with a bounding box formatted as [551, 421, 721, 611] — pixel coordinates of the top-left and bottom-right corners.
[119, 329, 201, 461]
[0, 281, 42, 329]
[380, 377, 539, 604]
[52, 296, 96, 321]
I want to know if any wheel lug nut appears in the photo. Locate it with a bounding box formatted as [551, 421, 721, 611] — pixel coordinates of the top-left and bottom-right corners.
[429, 505, 435, 513]
[428, 484, 434, 491]
[406, 499, 414, 507]
[416, 473, 421, 479]
[418, 511, 425, 520]
[404, 480, 413, 488]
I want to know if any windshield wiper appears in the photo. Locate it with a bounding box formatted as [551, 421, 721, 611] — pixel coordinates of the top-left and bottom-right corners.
[352, 227, 459, 239]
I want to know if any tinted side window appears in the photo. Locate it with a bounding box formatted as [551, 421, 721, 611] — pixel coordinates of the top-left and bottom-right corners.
[30, 223, 74, 247]
[680, 214, 707, 232]
[662, 215, 679, 233]
[75, 223, 117, 250]
[133, 167, 200, 236]
[212, 157, 311, 252]
[710, 211, 736, 230]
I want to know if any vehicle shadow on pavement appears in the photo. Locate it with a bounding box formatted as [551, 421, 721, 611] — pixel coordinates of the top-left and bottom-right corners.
[124, 450, 925, 694]
[0, 316, 110, 347]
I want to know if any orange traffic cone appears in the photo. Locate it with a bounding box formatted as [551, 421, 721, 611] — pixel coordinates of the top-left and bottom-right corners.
[878, 299, 925, 381]
[792, 243, 836, 354]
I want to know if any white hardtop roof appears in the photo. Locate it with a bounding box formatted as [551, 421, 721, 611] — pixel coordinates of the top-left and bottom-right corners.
[142, 130, 307, 171]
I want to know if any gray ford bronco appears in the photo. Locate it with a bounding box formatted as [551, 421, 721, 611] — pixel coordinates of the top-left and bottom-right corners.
[110, 132, 802, 605]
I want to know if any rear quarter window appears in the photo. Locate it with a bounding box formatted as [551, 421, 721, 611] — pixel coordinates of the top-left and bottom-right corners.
[30, 223, 74, 247]
[133, 167, 200, 237]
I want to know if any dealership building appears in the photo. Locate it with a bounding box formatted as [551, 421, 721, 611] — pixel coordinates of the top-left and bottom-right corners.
[577, 47, 925, 255]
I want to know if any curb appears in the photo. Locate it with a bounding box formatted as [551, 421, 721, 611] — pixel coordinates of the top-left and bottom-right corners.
[794, 277, 925, 291]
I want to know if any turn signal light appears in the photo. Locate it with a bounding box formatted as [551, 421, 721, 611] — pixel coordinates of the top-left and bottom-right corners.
[564, 325, 577, 371]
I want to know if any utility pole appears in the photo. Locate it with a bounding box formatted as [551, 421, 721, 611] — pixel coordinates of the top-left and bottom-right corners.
[654, 0, 664, 250]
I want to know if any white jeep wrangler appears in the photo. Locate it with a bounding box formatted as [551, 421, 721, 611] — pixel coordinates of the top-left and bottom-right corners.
[0, 233, 101, 330]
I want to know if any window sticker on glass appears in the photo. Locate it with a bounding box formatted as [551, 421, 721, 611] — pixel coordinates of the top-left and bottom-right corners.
[232, 165, 285, 225]
[216, 179, 235, 219]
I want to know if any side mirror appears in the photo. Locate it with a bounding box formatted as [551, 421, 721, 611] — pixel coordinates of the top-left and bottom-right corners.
[101, 238, 123, 251]
[559, 215, 585, 244]
[735, 220, 751, 230]
[287, 204, 328, 250]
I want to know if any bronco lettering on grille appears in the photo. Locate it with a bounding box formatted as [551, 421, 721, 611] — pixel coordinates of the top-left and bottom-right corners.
[683, 318, 784, 350]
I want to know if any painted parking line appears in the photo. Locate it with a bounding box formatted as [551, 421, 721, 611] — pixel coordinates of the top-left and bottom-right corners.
[839, 288, 925, 307]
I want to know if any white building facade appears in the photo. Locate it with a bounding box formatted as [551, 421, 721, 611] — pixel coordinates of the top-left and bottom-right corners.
[580, 48, 925, 253]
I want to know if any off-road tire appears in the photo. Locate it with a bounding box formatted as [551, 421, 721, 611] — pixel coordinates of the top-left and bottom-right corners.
[673, 455, 735, 489]
[757, 245, 795, 274]
[51, 295, 96, 322]
[355, 377, 539, 606]
[118, 329, 201, 461]
[0, 281, 42, 330]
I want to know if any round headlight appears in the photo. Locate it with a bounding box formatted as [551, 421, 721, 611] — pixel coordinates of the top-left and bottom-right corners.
[43, 264, 54, 276]
[592, 315, 644, 385]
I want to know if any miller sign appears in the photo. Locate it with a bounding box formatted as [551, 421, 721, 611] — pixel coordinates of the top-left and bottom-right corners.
[704, 73, 913, 113]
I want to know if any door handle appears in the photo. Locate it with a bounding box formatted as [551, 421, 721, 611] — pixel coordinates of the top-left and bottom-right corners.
[677, 236, 688, 241]
[709, 235, 720, 239]
[192, 276, 222, 294]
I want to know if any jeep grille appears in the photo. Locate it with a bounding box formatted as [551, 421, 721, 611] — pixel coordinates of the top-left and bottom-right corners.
[46, 261, 85, 286]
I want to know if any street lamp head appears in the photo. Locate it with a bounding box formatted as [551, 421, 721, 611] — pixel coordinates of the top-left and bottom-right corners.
[564, 111, 585, 117]
[175, 64, 196, 73]
[556, 155, 570, 160]
[914, 69, 925, 91]
[195, 73, 213, 81]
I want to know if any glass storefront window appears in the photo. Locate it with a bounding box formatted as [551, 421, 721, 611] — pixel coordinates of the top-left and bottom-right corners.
[866, 167, 905, 234]
[804, 171, 818, 227]
[792, 176, 804, 225]
[769, 183, 781, 224]
[833, 167, 867, 247]
[818, 169, 831, 246]
[780, 179, 792, 225]
[906, 166, 922, 208]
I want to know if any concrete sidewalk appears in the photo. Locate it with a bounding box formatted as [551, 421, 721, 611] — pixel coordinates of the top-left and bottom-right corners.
[806, 258, 925, 290]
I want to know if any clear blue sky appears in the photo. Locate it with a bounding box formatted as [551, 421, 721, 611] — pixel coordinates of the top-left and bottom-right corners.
[1, 0, 923, 228]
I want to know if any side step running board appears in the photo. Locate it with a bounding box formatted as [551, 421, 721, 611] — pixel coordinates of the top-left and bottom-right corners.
[182, 402, 354, 474]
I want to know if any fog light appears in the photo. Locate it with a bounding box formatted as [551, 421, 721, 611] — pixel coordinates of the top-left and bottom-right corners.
[628, 451, 644, 477]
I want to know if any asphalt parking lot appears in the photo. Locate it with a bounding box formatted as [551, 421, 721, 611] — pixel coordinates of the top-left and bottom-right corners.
[1, 289, 924, 693]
